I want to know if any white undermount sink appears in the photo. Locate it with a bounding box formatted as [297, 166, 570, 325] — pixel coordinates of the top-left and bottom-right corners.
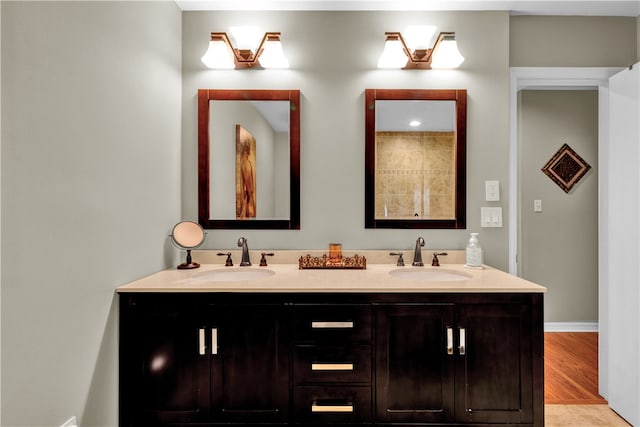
[389, 268, 472, 282]
[192, 268, 275, 282]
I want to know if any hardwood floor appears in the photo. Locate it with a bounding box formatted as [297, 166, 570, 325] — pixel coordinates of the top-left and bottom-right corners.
[544, 332, 607, 405]
[544, 332, 631, 426]
[544, 332, 605, 404]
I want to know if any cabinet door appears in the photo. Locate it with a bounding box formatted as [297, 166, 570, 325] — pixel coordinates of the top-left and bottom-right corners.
[210, 304, 290, 423]
[375, 304, 455, 423]
[119, 295, 209, 426]
[455, 303, 534, 424]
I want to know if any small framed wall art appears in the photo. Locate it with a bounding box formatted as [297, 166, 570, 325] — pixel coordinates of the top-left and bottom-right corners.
[541, 143, 591, 193]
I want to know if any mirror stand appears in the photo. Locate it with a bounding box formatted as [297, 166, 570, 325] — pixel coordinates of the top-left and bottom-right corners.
[178, 249, 200, 270]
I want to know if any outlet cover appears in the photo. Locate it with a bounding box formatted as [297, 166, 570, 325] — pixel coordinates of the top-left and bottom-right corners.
[485, 180, 500, 201]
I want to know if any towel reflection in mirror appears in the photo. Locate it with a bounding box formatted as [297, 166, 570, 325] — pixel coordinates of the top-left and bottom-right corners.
[236, 124, 257, 219]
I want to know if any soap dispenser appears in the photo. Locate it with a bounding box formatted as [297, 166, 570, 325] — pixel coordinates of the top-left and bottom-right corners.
[465, 233, 483, 268]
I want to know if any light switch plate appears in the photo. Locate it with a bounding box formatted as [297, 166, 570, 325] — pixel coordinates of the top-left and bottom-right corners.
[534, 199, 542, 212]
[485, 180, 500, 201]
[481, 207, 502, 227]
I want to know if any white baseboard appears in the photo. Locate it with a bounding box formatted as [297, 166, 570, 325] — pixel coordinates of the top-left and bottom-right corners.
[544, 322, 598, 332]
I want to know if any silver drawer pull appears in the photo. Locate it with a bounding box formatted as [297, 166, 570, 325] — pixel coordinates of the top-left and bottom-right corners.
[211, 328, 218, 355]
[311, 321, 354, 329]
[199, 328, 206, 355]
[311, 363, 354, 371]
[311, 404, 354, 413]
[459, 327, 466, 356]
[446, 326, 454, 355]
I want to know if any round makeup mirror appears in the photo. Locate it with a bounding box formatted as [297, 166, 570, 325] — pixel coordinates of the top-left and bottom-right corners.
[170, 221, 206, 269]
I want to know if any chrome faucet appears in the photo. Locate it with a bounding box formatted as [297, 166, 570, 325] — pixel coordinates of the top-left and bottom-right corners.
[412, 237, 425, 266]
[237, 237, 251, 266]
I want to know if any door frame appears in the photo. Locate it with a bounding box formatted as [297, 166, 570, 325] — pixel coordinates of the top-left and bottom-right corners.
[508, 66, 622, 401]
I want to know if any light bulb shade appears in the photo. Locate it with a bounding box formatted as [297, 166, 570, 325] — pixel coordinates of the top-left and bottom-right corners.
[259, 35, 290, 68]
[431, 36, 464, 69]
[230, 26, 262, 51]
[201, 37, 235, 69]
[377, 36, 407, 69]
[403, 25, 437, 51]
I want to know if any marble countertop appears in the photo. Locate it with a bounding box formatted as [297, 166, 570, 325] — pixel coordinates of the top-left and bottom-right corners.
[116, 262, 546, 293]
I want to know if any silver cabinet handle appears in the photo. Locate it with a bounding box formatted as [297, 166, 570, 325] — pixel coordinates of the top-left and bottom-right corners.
[311, 404, 354, 413]
[211, 328, 218, 355]
[199, 328, 206, 355]
[311, 321, 354, 329]
[459, 327, 466, 356]
[311, 363, 354, 371]
[446, 326, 454, 355]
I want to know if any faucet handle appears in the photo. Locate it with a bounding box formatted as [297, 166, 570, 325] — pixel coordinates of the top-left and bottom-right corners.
[431, 252, 448, 267]
[390, 252, 405, 267]
[260, 252, 274, 266]
[217, 252, 233, 267]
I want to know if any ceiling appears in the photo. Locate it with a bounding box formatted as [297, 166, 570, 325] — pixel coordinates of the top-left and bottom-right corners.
[175, 0, 640, 16]
[376, 100, 456, 132]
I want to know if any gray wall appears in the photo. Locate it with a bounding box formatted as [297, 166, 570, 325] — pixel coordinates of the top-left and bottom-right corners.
[183, 11, 514, 270]
[183, 11, 636, 281]
[509, 16, 636, 325]
[510, 16, 638, 66]
[1, 2, 182, 426]
[518, 90, 599, 323]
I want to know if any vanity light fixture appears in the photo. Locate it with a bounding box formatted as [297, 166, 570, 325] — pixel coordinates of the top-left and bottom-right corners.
[201, 26, 289, 69]
[377, 26, 464, 70]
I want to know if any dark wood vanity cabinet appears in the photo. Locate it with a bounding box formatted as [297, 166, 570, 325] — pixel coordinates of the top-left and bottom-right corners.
[119, 292, 543, 427]
[376, 301, 536, 425]
[375, 304, 456, 423]
[454, 303, 535, 424]
[119, 295, 208, 425]
[292, 304, 373, 424]
[119, 294, 290, 426]
[208, 303, 290, 423]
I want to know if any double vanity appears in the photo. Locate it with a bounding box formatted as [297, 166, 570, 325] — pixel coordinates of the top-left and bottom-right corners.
[118, 255, 545, 427]
[140, 81, 542, 426]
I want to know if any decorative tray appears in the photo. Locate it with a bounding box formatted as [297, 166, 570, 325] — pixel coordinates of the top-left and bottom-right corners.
[298, 254, 367, 270]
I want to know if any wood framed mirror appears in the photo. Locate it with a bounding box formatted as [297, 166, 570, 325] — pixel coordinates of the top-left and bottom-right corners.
[198, 89, 300, 229]
[365, 89, 466, 229]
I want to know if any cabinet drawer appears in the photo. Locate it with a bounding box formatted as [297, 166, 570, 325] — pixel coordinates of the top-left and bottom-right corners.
[293, 305, 372, 342]
[294, 386, 371, 423]
[294, 344, 372, 383]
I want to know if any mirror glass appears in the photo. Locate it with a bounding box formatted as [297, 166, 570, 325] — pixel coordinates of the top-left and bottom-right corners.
[198, 89, 300, 229]
[365, 89, 466, 229]
[171, 221, 205, 249]
[171, 221, 205, 270]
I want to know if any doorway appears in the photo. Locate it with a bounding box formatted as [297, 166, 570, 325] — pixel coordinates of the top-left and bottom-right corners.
[518, 89, 598, 325]
[508, 67, 622, 402]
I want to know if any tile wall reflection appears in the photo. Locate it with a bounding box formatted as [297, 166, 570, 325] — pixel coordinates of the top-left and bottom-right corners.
[375, 131, 455, 219]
